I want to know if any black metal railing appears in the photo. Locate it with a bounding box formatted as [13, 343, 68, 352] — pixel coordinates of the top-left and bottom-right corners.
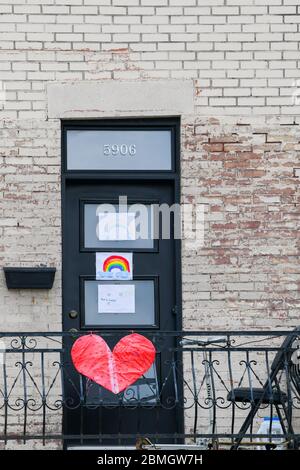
[0, 330, 299, 449]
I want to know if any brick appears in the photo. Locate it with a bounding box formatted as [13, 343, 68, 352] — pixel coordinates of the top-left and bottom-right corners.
[143, 16, 168, 24]
[0, 23, 15, 32]
[0, 32, 25, 41]
[84, 33, 112, 41]
[216, 42, 242, 51]
[240, 169, 266, 177]
[0, 14, 27, 23]
[14, 5, 41, 14]
[256, 33, 283, 41]
[140, 0, 167, 4]
[99, 7, 126, 15]
[115, 16, 141, 24]
[224, 88, 251, 96]
[241, 6, 268, 14]
[256, 15, 283, 24]
[212, 60, 240, 69]
[226, 283, 254, 291]
[128, 7, 154, 14]
[27, 33, 55, 42]
[271, 24, 297, 32]
[228, 33, 255, 41]
[71, 6, 98, 14]
[197, 52, 224, 60]
[156, 7, 183, 15]
[113, 33, 140, 42]
[169, 0, 195, 5]
[47, 24, 74, 33]
[42, 6, 69, 14]
[158, 25, 185, 33]
[110, 0, 139, 4]
[212, 6, 239, 15]
[199, 16, 227, 24]
[271, 42, 298, 50]
[184, 7, 211, 15]
[28, 15, 56, 23]
[56, 33, 83, 42]
[209, 98, 237, 107]
[0, 5, 12, 13]
[157, 42, 185, 50]
[269, 6, 297, 14]
[142, 33, 168, 42]
[212, 78, 238, 87]
[56, 15, 84, 23]
[252, 88, 279, 96]
[187, 42, 213, 51]
[102, 25, 128, 33]
[169, 52, 195, 60]
[171, 33, 197, 42]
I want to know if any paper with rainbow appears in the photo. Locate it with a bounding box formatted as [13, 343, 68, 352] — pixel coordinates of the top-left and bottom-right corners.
[96, 252, 133, 281]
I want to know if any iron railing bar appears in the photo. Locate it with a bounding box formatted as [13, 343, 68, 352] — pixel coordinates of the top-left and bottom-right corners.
[208, 351, 217, 435]
[284, 348, 293, 437]
[226, 346, 235, 444]
[265, 351, 273, 401]
[0, 330, 297, 336]
[177, 347, 288, 352]
[21, 336, 28, 444]
[98, 395, 103, 446]
[171, 359, 179, 404]
[4, 346, 293, 354]
[4, 348, 63, 354]
[118, 389, 123, 446]
[245, 351, 254, 404]
[0, 432, 297, 441]
[3, 360, 8, 445]
[44, 363, 61, 401]
[41, 352, 46, 446]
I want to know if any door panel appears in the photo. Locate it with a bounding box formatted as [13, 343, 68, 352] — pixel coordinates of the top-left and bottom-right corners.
[63, 180, 181, 445]
[64, 181, 175, 332]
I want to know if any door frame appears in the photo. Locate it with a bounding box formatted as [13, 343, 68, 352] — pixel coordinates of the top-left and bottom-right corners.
[61, 117, 183, 444]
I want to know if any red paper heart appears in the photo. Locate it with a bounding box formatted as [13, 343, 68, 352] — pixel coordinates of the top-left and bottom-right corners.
[71, 333, 156, 394]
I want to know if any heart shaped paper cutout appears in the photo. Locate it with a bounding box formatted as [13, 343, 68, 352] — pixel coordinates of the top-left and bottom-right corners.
[71, 333, 156, 394]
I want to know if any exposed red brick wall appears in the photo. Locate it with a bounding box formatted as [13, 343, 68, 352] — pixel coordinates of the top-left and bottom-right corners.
[181, 116, 300, 330]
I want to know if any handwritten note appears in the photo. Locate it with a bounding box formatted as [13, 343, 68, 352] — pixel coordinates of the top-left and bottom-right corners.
[98, 284, 135, 314]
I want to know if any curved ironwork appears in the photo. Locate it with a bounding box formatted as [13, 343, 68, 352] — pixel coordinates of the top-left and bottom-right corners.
[0, 330, 298, 448]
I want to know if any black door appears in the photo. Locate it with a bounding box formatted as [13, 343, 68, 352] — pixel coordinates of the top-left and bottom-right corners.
[62, 178, 182, 446]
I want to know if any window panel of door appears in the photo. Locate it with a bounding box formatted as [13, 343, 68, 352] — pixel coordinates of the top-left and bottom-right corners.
[81, 201, 157, 251]
[81, 277, 159, 329]
[85, 363, 159, 406]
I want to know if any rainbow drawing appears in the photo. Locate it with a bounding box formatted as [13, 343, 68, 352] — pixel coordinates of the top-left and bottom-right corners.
[96, 252, 133, 280]
[103, 255, 131, 273]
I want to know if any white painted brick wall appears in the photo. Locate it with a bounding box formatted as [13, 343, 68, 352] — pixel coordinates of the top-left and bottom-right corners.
[0, 0, 298, 116]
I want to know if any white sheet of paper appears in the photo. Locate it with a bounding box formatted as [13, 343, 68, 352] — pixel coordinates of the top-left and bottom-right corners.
[97, 212, 136, 241]
[98, 284, 135, 314]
